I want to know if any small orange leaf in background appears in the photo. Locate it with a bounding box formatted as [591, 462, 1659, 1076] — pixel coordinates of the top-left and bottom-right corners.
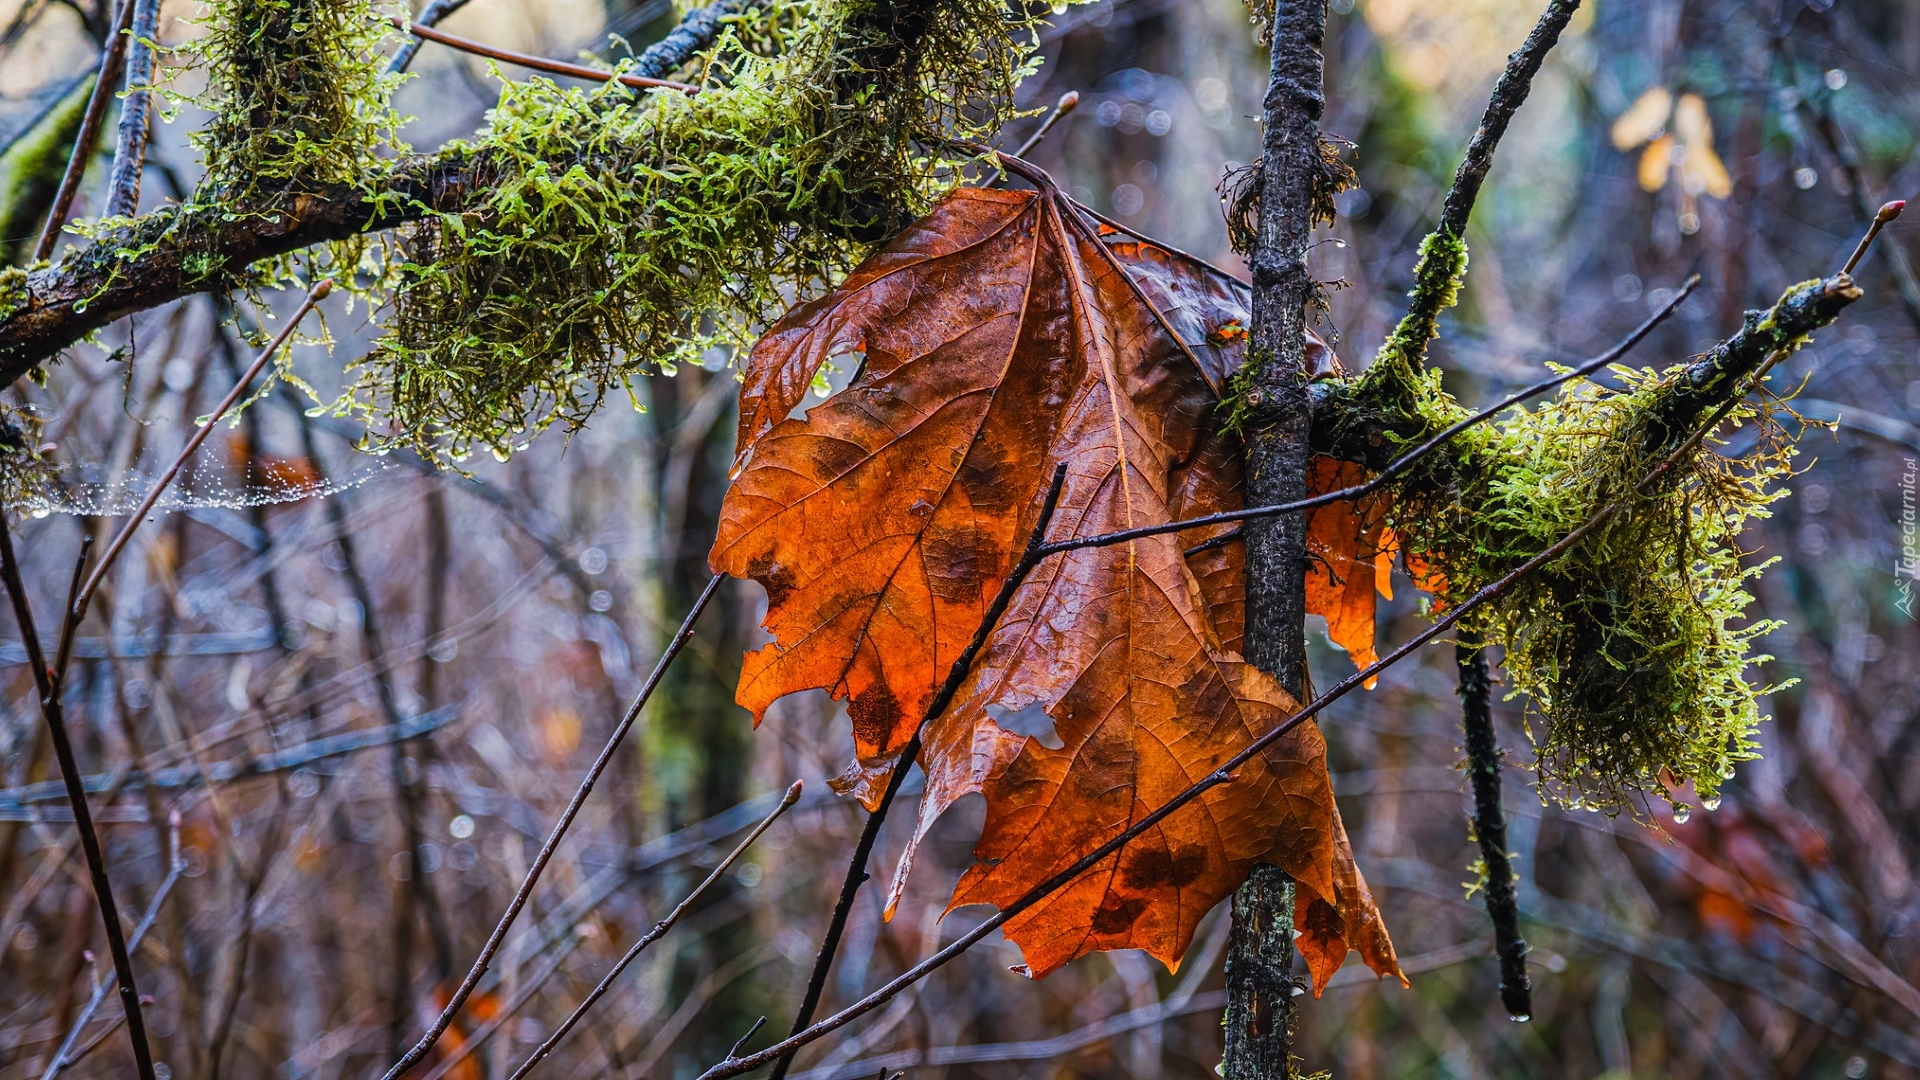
[713, 184, 1401, 984]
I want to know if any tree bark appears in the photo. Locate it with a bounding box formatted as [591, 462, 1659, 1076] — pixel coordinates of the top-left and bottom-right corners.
[1225, 2, 1329, 1077]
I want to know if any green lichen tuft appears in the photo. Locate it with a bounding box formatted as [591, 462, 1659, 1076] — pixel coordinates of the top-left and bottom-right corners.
[0, 401, 59, 513]
[1371, 227, 1469, 381]
[0, 268, 26, 323]
[344, 0, 1059, 464]
[1328, 280, 1821, 815]
[188, 0, 406, 198]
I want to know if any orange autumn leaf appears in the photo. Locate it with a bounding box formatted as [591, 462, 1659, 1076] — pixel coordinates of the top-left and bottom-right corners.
[1305, 456, 1394, 680]
[713, 184, 1401, 985]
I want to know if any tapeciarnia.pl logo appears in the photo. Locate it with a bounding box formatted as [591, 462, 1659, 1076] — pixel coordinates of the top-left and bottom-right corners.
[1899, 457, 1917, 619]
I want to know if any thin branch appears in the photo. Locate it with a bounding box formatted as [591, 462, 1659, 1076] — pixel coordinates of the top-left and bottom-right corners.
[389, 17, 703, 93]
[42, 810, 184, 1079]
[70, 278, 333, 629]
[0, 529, 155, 1080]
[0, 702, 458, 807]
[786, 940, 1487, 1080]
[1845, 199, 1905, 276]
[380, 573, 724, 1080]
[386, 0, 476, 74]
[102, 0, 159, 218]
[1011, 91, 1078, 158]
[765, 464, 1069, 1080]
[32, 0, 135, 262]
[694, 379, 1805, 1079]
[503, 780, 802, 1080]
[1434, 0, 1582, 240]
[1457, 637, 1530, 1021]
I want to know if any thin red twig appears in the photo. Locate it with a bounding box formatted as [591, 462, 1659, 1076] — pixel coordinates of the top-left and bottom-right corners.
[390, 17, 703, 94]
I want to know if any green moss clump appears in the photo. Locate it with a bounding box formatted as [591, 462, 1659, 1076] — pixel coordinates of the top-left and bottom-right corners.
[189, 0, 405, 198]
[0, 268, 26, 323]
[345, 0, 1059, 464]
[1328, 271, 1816, 815]
[0, 402, 58, 513]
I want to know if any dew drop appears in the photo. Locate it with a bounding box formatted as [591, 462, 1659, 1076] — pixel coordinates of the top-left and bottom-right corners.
[1672, 804, 1692, 824]
[491, 446, 511, 463]
[1509, 1013, 1531, 1023]
[1702, 796, 1722, 812]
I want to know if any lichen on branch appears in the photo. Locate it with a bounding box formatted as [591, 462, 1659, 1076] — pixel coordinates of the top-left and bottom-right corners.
[343, 0, 1059, 464]
[189, 0, 407, 198]
[1313, 274, 1861, 814]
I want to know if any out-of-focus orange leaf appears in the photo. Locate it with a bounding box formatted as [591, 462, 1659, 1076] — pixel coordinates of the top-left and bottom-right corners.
[1673, 93, 1733, 200]
[1611, 86, 1673, 150]
[226, 434, 322, 491]
[1638, 133, 1675, 193]
[714, 185, 1400, 983]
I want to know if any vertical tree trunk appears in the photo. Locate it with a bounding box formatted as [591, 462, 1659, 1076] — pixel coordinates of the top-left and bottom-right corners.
[1225, 2, 1330, 1077]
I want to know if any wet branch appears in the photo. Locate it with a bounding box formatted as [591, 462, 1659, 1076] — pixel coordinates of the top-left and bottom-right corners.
[1457, 638, 1531, 1021]
[31, 0, 134, 261]
[504, 780, 803, 1080]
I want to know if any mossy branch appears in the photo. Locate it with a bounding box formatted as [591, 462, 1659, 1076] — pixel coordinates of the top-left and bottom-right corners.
[0, 0, 758, 385]
[1306, 269, 1862, 812]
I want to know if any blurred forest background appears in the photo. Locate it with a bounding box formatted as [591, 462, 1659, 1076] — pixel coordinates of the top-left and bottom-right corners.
[2, 0, 1918, 1077]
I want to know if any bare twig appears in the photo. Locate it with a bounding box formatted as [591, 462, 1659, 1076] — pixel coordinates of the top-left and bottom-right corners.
[385, 0, 476, 74]
[380, 573, 724, 1080]
[503, 780, 802, 1080]
[766, 464, 1069, 1080]
[40, 810, 183, 1079]
[0, 702, 458, 807]
[1433, 0, 1582, 240]
[0, 528, 154, 1080]
[1011, 91, 1078, 158]
[32, 0, 135, 262]
[102, 0, 160, 218]
[1845, 199, 1906, 276]
[1183, 274, 1699, 558]
[389, 17, 702, 93]
[1457, 637, 1530, 1021]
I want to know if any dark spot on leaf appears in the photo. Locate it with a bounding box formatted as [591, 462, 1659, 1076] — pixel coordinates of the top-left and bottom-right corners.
[1122, 843, 1209, 890]
[1091, 895, 1147, 935]
[848, 685, 902, 753]
[1299, 895, 1344, 946]
[747, 554, 797, 610]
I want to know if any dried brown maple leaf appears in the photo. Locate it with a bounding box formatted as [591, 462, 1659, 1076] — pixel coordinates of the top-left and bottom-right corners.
[712, 182, 1402, 985]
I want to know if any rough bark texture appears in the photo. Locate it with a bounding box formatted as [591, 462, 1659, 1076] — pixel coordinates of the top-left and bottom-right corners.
[1226, 1, 1330, 1075]
[1458, 638, 1531, 1020]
